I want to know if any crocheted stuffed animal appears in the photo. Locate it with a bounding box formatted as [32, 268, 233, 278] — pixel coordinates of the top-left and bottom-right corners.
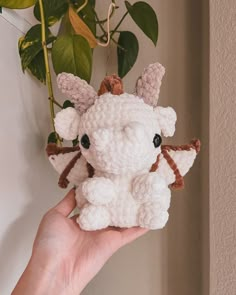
[46, 63, 200, 230]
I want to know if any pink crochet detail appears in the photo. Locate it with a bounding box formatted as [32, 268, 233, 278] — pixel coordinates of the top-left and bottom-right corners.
[136, 63, 165, 107]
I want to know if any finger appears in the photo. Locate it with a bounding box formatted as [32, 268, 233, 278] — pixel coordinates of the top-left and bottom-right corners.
[120, 227, 149, 246]
[54, 189, 76, 216]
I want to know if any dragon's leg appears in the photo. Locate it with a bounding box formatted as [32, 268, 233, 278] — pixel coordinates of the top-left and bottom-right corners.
[138, 201, 169, 230]
[77, 204, 110, 230]
[132, 173, 171, 209]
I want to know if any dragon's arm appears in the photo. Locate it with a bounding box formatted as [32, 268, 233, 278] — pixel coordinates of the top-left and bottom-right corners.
[151, 139, 200, 189]
[46, 144, 94, 188]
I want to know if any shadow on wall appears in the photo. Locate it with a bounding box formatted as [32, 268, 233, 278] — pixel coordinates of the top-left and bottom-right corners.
[165, 0, 205, 295]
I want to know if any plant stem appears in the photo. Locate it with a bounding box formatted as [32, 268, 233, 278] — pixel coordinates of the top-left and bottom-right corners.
[93, 4, 116, 24]
[92, 8, 107, 35]
[110, 30, 122, 33]
[77, 0, 88, 13]
[48, 97, 63, 109]
[111, 37, 125, 51]
[38, 0, 62, 146]
[110, 10, 128, 39]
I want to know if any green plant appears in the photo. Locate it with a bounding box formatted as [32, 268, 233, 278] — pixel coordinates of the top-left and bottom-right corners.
[0, 0, 158, 145]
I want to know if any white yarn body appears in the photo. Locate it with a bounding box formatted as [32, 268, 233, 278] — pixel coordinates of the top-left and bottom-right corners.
[49, 68, 199, 231]
[76, 169, 171, 230]
[49, 145, 197, 231]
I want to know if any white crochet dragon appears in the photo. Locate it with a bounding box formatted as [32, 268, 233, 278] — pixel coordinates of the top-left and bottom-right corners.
[47, 63, 200, 231]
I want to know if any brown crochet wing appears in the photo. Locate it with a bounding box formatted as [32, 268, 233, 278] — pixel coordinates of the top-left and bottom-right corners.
[46, 144, 94, 188]
[150, 139, 200, 190]
[46, 139, 200, 190]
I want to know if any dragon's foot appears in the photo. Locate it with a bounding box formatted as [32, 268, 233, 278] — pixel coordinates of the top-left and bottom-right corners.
[132, 173, 171, 208]
[77, 204, 110, 230]
[138, 202, 169, 229]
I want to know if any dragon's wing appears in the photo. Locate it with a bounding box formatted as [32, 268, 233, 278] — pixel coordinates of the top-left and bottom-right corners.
[46, 144, 93, 188]
[151, 139, 200, 189]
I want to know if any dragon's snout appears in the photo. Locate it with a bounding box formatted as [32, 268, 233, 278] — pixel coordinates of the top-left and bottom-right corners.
[90, 122, 147, 152]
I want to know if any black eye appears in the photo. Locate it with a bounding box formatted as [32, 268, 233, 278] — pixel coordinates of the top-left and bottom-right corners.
[153, 134, 162, 148]
[80, 134, 90, 149]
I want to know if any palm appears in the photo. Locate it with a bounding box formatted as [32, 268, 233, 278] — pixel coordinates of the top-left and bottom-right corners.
[33, 190, 148, 291]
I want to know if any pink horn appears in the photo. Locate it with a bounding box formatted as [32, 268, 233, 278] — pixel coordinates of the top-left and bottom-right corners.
[135, 62, 165, 107]
[57, 73, 97, 115]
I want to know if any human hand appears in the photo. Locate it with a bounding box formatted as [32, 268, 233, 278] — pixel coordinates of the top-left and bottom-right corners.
[13, 189, 148, 295]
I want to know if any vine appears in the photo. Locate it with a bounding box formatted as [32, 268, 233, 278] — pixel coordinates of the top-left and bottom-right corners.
[0, 0, 159, 146]
[38, 0, 62, 145]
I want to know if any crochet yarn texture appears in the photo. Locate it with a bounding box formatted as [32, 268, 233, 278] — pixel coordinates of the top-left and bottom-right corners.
[47, 63, 200, 231]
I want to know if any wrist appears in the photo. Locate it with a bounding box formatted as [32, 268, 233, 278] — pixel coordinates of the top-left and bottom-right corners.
[12, 250, 81, 295]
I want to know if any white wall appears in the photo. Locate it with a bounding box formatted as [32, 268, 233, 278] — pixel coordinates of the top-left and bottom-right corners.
[0, 13, 62, 295]
[0, 1, 206, 294]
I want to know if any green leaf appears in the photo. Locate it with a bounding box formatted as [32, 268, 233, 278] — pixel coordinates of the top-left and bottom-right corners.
[62, 1, 96, 36]
[18, 25, 55, 83]
[48, 132, 57, 143]
[117, 31, 139, 78]
[89, 0, 95, 8]
[63, 100, 74, 109]
[69, 7, 97, 48]
[58, 11, 75, 36]
[0, 0, 36, 9]
[72, 137, 79, 146]
[27, 51, 47, 83]
[125, 1, 158, 45]
[77, 0, 96, 35]
[52, 34, 92, 82]
[34, 0, 68, 27]
[18, 24, 56, 71]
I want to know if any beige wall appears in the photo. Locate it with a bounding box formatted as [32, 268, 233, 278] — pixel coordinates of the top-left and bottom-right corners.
[86, 1, 206, 294]
[201, 1, 210, 294]
[210, 0, 236, 294]
[0, 1, 207, 294]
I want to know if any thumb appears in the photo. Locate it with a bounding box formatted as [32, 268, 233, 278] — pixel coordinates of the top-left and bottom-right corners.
[53, 188, 76, 216]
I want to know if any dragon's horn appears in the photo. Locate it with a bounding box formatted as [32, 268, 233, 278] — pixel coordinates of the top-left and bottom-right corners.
[57, 73, 97, 115]
[135, 63, 165, 107]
